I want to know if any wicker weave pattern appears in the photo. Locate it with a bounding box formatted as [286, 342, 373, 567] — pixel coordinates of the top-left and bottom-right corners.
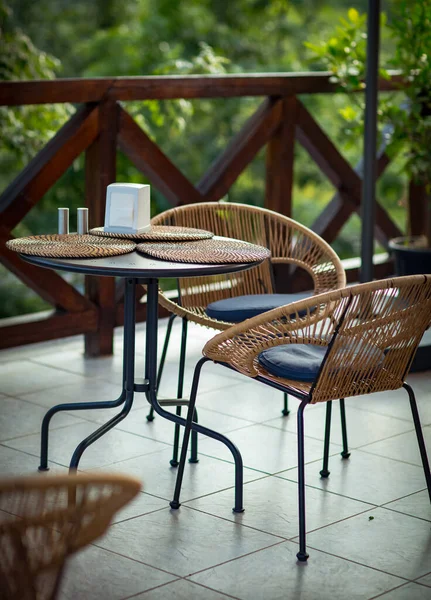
[89, 225, 214, 241]
[151, 202, 346, 329]
[203, 275, 431, 403]
[136, 238, 271, 264]
[6, 235, 136, 258]
[0, 473, 141, 600]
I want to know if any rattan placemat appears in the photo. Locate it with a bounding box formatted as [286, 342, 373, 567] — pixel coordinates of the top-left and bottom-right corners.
[89, 225, 214, 241]
[6, 234, 136, 258]
[136, 238, 271, 264]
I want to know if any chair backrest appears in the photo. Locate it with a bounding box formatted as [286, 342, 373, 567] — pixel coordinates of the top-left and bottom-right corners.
[0, 473, 141, 600]
[310, 274, 431, 402]
[152, 202, 345, 311]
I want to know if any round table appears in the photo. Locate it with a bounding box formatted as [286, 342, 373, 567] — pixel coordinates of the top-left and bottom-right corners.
[21, 249, 262, 490]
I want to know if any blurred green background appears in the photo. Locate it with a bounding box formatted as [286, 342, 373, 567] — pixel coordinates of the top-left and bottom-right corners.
[1, 0, 407, 317]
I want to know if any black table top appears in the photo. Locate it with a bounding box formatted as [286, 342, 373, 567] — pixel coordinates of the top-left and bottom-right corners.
[21, 248, 263, 279]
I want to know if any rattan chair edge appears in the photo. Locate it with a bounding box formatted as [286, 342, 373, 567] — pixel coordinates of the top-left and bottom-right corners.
[152, 202, 347, 329]
[202, 274, 431, 400]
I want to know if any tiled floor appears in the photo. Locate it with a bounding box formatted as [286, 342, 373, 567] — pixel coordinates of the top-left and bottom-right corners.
[1, 319, 430, 599]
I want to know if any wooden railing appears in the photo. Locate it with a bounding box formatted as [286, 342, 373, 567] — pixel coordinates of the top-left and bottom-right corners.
[1, 72, 420, 355]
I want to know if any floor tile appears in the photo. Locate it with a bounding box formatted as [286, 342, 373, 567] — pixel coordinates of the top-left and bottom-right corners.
[0, 445, 67, 477]
[31, 349, 145, 385]
[264, 403, 414, 449]
[416, 573, 431, 586]
[157, 360, 241, 398]
[90, 449, 263, 503]
[132, 579, 232, 599]
[112, 406, 252, 444]
[97, 505, 279, 577]
[198, 423, 342, 474]
[361, 427, 431, 467]
[280, 449, 427, 505]
[0, 333, 430, 600]
[384, 490, 431, 521]
[0, 336, 82, 364]
[305, 507, 431, 579]
[196, 379, 294, 423]
[375, 582, 431, 600]
[19, 378, 148, 420]
[0, 359, 87, 396]
[0, 396, 83, 442]
[189, 541, 404, 600]
[185, 476, 372, 538]
[3, 421, 169, 470]
[344, 379, 431, 425]
[59, 545, 175, 600]
[112, 491, 168, 524]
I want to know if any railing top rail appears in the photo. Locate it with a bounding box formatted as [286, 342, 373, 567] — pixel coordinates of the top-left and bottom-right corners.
[0, 71, 402, 106]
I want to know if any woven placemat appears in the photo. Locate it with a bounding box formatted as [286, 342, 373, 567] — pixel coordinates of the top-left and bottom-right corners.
[136, 238, 271, 264]
[6, 234, 136, 258]
[89, 225, 214, 241]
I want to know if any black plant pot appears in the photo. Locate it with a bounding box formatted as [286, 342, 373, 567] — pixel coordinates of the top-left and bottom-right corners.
[388, 236, 431, 372]
[388, 236, 431, 276]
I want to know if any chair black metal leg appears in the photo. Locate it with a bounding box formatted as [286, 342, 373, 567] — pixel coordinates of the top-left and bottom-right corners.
[339, 398, 350, 459]
[189, 408, 199, 463]
[170, 357, 244, 513]
[147, 313, 176, 422]
[297, 399, 309, 562]
[320, 401, 332, 478]
[282, 392, 290, 416]
[404, 382, 431, 503]
[170, 317, 188, 467]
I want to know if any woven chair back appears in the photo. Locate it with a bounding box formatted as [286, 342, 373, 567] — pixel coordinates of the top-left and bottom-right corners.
[0, 473, 141, 600]
[152, 202, 344, 316]
[311, 275, 431, 402]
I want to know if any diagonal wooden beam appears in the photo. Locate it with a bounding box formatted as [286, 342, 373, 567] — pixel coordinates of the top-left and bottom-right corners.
[117, 107, 203, 207]
[0, 104, 99, 232]
[197, 97, 283, 202]
[0, 227, 95, 313]
[296, 101, 401, 244]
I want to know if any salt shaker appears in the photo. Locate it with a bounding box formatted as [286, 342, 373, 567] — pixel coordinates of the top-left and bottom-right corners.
[58, 208, 69, 235]
[77, 207, 89, 235]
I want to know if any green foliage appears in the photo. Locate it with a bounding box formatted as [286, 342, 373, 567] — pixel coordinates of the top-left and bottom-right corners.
[0, 0, 73, 166]
[388, 1, 431, 188]
[1, 0, 411, 317]
[306, 1, 431, 242]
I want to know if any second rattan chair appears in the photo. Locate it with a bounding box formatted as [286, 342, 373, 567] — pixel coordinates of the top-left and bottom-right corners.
[170, 274, 431, 562]
[0, 472, 141, 600]
[146, 202, 346, 465]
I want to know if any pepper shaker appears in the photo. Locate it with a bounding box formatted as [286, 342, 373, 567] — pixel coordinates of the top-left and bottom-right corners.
[58, 208, 69, 235]
[77, 207, 89, 235]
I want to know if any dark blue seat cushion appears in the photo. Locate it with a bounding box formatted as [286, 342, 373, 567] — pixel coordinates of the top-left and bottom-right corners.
[258, 343, 385, 383]
[206, 292, 314, 323]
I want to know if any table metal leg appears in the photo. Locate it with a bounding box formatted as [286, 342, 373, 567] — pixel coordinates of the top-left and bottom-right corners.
[144, 279, 244, 511]
[68, 278, 138, 471]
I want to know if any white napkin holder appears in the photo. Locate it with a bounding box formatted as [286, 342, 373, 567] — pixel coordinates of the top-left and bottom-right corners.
[104, 183, 151, 234]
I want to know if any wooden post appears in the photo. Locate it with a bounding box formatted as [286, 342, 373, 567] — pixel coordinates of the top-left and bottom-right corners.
[84, 99, 118, 357]
[265, 97, 297, 217]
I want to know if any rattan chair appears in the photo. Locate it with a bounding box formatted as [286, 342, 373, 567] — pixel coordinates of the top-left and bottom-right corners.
[170, 274, 431, 562]
[146, 202, 346, 465]
[0, 473, 141, 600]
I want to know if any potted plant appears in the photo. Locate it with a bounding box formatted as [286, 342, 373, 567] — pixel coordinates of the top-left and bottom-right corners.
[306, 2, 431, 274]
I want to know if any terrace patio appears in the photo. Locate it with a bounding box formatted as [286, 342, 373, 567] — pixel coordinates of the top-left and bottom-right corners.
[1, 316, 430, 600]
